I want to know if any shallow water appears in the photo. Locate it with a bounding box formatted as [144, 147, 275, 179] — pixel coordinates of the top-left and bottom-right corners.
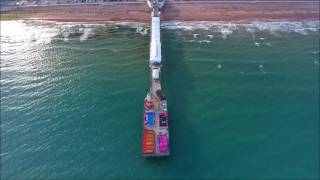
[1, 20, 319, 179]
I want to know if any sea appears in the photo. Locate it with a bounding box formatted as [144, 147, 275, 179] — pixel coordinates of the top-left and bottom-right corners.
[1, 20, 319, 179]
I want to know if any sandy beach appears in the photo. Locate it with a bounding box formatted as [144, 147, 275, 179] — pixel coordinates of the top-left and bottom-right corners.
[1, 1, 319, 22]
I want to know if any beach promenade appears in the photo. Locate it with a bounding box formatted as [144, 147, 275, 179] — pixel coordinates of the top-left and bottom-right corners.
[1, 0, 319, 22]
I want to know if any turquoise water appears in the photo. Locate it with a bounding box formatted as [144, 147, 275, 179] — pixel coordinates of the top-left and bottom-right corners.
[1, 20, 319, 179]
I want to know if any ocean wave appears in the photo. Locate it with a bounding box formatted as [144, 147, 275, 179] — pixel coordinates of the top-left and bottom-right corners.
[2, 20, 319, 45]
[58, 21, 150, 36]
[79, 27, 95, 42]
[135, 26, 149, 36]
[112, 22, 149, 36]
[186, 39, 211, 44]
[162, 21, 320, 37]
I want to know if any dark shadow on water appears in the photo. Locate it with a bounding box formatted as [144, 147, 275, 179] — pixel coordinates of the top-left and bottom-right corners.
[145, 156, 170, 162]
[143, 29, 211, 178]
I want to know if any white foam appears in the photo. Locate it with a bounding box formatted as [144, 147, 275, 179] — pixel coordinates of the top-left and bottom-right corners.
[162, 21, 320, 37]
[259, 64, 266, 74]
[254, 42, 260, 47]
[294, 28, 309, 35]
[251, 21, 319, 35]
[3, 20, 318, 45]
[186, 40, 196, 43]
[112, 22, 149, 36]
[62, 30, 70, 42]
[135, 26, 149, 36]
[198, 40, 211, 44]
[79, 28, 94, 42]
[220, 27, 233, 40]
[186, 39, 211, 44]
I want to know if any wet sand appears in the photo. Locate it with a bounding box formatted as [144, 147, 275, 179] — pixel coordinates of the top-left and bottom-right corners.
[1, 1, 319, 22]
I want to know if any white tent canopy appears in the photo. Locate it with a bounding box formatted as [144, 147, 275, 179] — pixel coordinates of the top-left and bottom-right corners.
[150, 16, 161, 64]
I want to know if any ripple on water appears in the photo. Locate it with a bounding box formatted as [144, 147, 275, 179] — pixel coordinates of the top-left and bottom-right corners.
[1, 20, 319, 179]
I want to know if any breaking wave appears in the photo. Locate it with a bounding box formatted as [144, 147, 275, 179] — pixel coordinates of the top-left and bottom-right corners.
[79, 27, 95, 42]
[2, 20, 318, 45]
[112, 22, 149, 35]
[162, 21, 320, 37]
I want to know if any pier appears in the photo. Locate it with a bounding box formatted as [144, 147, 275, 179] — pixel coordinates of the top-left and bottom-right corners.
[142, 0, 169, 156]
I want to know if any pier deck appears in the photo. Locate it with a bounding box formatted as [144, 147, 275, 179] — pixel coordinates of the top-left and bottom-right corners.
[142, 0, 169, 157]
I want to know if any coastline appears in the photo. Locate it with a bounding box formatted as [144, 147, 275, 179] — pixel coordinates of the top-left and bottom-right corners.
[1, 1, 319, 23]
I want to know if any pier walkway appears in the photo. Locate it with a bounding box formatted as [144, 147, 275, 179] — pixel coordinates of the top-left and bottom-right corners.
[142, 0, 169, 157]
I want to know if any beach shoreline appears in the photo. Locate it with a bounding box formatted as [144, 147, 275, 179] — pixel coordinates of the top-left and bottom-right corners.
[1, 1, 319, 23]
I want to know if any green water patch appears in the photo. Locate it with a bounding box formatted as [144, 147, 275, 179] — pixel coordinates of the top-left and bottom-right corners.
[1, 21, 319, 179]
